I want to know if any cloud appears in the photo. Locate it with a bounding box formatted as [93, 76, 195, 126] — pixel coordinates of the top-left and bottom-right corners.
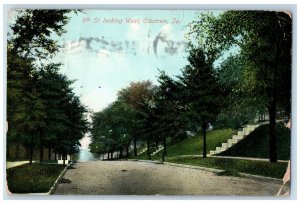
[82, 87, 117, 112]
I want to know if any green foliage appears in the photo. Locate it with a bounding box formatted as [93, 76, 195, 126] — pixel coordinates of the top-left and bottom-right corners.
[188, 11, 292, 162]
[90, 100, 136, 155]
[7, 9, 88, 162]
[9, 9, 78, 59]
[216, 55, 265, 129]
[177, 47, 224, 157]
[7, 163, 65, 193]
[151, 70, 188, 154]
[179, 47, 223, 127]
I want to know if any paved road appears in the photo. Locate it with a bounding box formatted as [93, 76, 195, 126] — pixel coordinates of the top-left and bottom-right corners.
[53, 160, 282, 196]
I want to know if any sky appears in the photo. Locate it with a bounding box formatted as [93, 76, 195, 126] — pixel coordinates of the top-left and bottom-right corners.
[51, 10, 201, 113]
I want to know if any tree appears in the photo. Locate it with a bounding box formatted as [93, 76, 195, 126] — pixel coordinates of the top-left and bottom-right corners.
[178, 47, 223, 158]
[9, 9, 77, 59]
[216, 54, 265, 129]
[7, 50, 32, 158]
[117, 80, 156, 157]
[153, 70, 186, 156]
[37, 64, 75, 161]
[189, 11, 292, 162]
[90, 100, 135, 159]
[7, 49, 47, 164]
[7, 9, 83, 164]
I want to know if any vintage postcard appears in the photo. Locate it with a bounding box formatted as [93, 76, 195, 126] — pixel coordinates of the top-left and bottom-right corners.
[5, 8, 292, 197]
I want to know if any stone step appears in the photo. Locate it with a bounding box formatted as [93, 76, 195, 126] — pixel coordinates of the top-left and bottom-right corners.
[150, 147, 164, 156]
[227, 139, 234, 146]
[228, 138, 239, 144]
[214, 150, 221, 154]
[137, 149, 147, 156]
[237, 131, 244, 136]
[247, 124, 259, 129]
[216, 146, 227, 152]
[222, 143, 228, 148]
[244, 127, 255, 132]
[233, 135, 244, 140]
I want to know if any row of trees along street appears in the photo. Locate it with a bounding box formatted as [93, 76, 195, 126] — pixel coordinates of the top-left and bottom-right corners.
[89, 11, 291, 163]
[7, 10, 89, 165]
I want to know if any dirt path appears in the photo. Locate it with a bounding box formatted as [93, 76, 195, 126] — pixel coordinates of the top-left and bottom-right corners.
[53, 160, 282, 196]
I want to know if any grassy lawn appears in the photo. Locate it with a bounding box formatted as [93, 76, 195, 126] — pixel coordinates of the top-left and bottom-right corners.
[148, 128, 235, 160]
[166, 156, 288, 179]
[6, 163, 65, 193]
[218, 123, 291, 160]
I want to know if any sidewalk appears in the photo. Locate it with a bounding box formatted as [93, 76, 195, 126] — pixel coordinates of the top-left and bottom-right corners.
[6, 161, 30, 169]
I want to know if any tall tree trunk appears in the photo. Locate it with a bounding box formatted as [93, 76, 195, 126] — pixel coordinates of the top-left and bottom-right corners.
[163, 136, 167, 156]
[155, 140, 159, 149]
[26, 144, 30, 160]
[269, 100, 277, 163]
[126, 146, 129, 158]
[134, 135, 137, 157]
[54, 151, 57, 160]
[120, 148, 123, 158]
[202, 123, 207, 158]
[48, 147, 51, 160]
[39, 133, 44, 162]
[63, 153, 66, 166]
[29, 135, 34, 165]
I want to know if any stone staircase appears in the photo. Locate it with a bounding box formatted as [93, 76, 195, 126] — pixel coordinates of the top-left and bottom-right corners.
[137, 145, 164, 156]
[137, 147, 148, 156]
[209, 124, 261, 155]
[150, 145, 164, 156]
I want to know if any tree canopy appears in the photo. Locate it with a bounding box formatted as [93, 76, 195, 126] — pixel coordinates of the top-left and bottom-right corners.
[7, 9, 88, 164]
[188, 11, 292, 162]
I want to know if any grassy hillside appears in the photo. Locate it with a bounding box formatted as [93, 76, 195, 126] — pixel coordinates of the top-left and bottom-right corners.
[218, 123, 291, 160]
[136, 128, 235, 160]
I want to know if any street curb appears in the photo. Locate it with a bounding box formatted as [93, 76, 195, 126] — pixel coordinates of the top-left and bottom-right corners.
[164, 162, 283, 184]
[239, 172, 282, 184]
[48, 161, 73, 195]
[163, 162, 223, 173]
[131, 159, 283, 184]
